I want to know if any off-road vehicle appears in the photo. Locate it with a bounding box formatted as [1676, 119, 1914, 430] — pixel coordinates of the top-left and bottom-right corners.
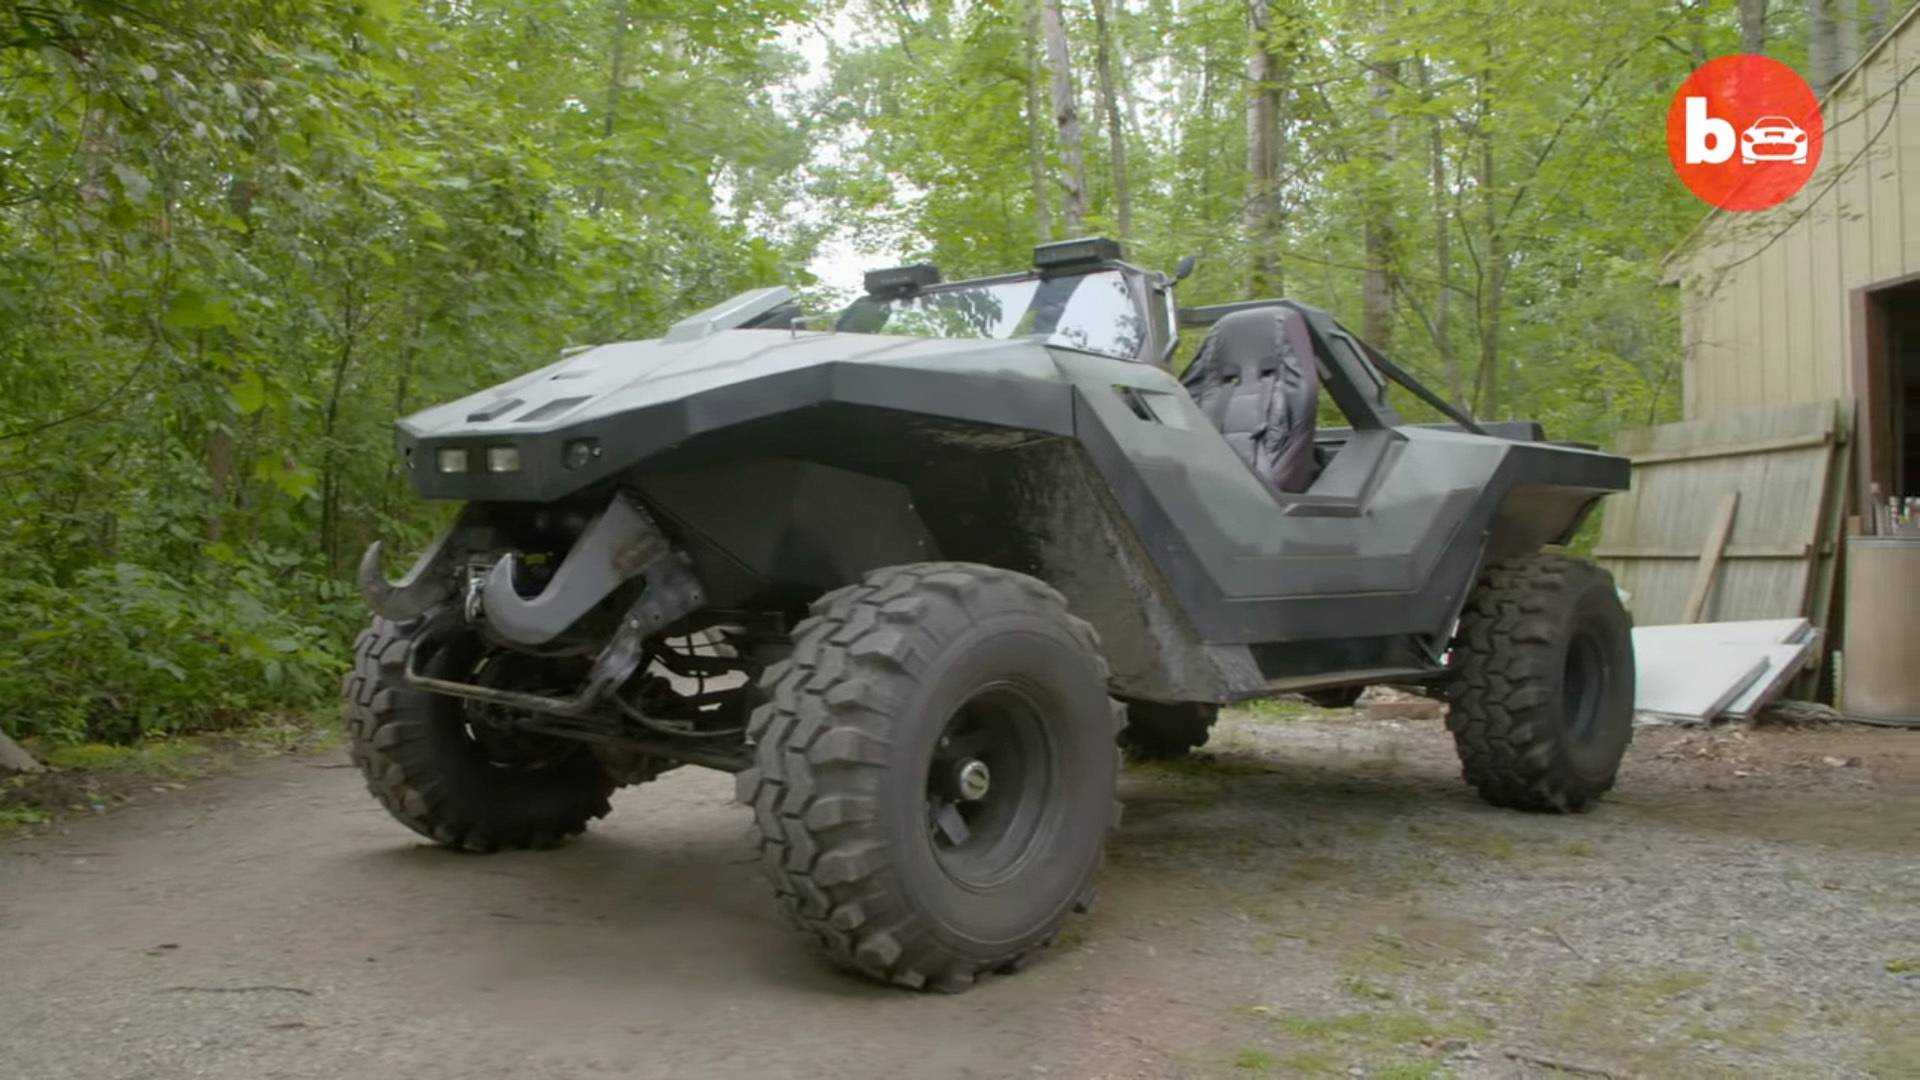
[346, 237, 1634, 991]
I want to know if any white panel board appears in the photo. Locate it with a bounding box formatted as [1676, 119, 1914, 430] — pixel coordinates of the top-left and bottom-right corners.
[1634, 645, 1768, 722]
[1723, 638, 1821, 719]
[1633, 619, 1811, 648]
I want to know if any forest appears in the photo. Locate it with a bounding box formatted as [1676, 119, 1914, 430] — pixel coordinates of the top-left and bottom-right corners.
[0, 0, 1900, 746]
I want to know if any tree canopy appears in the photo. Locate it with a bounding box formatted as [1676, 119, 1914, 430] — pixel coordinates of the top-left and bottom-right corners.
[0, 0, 1894, 743]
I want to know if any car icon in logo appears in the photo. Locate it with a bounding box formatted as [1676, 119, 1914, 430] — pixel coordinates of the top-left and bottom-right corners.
[1740, 115, 1809, 164]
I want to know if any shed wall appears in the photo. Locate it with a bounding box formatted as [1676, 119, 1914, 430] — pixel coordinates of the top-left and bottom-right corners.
[1669, 10, 1920, 417]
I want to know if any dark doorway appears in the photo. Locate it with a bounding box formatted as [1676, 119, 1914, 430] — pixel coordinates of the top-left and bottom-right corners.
[1894, 289, 1920, 498]
[1852, 276, 1920, 515]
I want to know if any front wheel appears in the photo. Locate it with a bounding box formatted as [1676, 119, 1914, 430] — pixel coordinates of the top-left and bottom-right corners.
[343, 614, 620, 851]
[1445, 555, 1635, 813]
[738, 563, 1121, 991]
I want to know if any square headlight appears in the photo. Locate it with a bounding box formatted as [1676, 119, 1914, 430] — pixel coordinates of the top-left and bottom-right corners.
[436, 448, 469, 474]
[486, 446, 521, 473]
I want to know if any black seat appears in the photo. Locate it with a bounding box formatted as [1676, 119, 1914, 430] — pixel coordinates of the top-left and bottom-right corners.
[1180, 307, 1321, 495]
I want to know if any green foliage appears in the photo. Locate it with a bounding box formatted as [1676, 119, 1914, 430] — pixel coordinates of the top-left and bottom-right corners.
[809, 0, 1723, 443]
[0, 805, 51, 827]
[0, 0, 819, 743]
[0, 556, 347, 743]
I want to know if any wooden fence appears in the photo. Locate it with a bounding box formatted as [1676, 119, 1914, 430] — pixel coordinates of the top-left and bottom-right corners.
[1594, 400, 1850, 638]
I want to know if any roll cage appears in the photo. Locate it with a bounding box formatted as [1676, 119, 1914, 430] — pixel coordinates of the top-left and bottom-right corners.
[846, 243, 1483, 437]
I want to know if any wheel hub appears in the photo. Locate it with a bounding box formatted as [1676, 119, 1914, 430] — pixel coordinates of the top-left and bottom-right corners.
[923, 683, 1055, 888]
[954, 759, 992, 801]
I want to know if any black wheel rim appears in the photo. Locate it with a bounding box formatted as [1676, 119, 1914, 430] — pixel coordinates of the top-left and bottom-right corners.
[457, 651, 585, 773]
[1563, 630, 1607, 745]
[923, 682, 1056, 889]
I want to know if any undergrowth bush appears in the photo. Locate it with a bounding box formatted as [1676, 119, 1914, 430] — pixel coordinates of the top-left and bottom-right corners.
[0, 552, 354, 745]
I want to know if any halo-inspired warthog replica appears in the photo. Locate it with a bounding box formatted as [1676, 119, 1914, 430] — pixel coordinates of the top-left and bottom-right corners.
[347, 237, 1634, 991]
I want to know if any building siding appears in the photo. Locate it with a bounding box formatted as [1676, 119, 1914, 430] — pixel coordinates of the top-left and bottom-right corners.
[1667, 7, 1920, 418]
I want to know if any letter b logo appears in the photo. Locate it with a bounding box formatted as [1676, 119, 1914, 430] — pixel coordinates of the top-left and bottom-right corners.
[1667, 55, 1822, 211]
[1683, 97, 1735, 164]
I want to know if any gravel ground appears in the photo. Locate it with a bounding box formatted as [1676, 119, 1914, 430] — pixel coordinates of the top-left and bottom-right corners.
[1, 706, 1915, 1079]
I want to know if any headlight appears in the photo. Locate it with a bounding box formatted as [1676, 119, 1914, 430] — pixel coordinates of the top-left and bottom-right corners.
[486, 446, 521, 473]
[437, 448, 469, 474]
[562, 438, 601, 470]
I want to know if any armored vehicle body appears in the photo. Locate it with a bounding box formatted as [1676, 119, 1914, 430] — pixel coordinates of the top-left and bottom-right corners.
[347, 237, 1634, 990]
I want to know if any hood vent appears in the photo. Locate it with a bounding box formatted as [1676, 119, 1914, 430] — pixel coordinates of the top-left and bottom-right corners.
[516, 396, 592, 423]
[466, 398, 523, 422]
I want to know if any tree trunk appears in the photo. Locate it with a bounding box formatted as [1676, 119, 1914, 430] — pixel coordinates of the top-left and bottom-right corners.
[1683, 0, 1709, 66]
[1244, 0, 1285, 296]
[205, 424, 233, 542]
[1090, 0, 1131, 239]
[1025, 0, 1054, 242]
[1835, 0, 1861, 76]
[1361, 10, 1396, 351]
[1421, 56, 1458, 408]
[1866, 0, 1891, 43]
[1040, 0, 1088, 234]
[1808, 0, 1839, 92]
[1739, 0, 1768, 54]
[1471, 70, 1506, 420]
[592, 0, 630, 216]
[320, 284, 360, 573]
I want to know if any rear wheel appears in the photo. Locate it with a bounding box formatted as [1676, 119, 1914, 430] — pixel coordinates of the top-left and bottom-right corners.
[738, 562, 1121, 991]
[1117, 700, 1218, 760]
[343, 613, 620, 851]
[1445, 555, 1634, 812]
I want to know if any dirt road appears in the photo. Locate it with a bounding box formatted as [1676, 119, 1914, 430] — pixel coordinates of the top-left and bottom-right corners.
[3, 709, 1916, 1079]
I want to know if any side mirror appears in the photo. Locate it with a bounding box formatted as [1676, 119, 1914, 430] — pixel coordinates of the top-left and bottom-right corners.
[1173, 255, 1198, 283]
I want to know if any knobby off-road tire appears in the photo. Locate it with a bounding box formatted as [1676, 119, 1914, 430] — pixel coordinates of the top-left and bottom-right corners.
[738, 562, 1122, 992]
[343, 614, 617, 852]
[1117, 700, 1218, 760]
[1445, 555, 1634, 813]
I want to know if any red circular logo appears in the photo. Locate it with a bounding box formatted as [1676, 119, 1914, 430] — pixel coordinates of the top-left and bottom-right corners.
[1666, 55, 1822, 211]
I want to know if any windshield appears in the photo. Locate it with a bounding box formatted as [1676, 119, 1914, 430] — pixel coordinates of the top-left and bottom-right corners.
[831, 270, 1150, 360]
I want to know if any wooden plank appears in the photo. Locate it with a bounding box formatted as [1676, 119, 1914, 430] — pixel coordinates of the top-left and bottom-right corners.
[1865, 38, 1904, 284]
[1683, 493, 1740, 623]
[1811, 157, 1846, 402]
[1787, 190, 1813, 404]
[1794, 408, 1855, 698]
[1612, 399, 1837, 457]
[1592, 543, 1810, 560]
[1628, 431, 1833, 466]
[1903, 12, 1920, 275]
[1761, 226, 1786, 405]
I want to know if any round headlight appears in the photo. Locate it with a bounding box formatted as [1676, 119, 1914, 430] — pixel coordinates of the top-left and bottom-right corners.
[563, 439, 601, 470]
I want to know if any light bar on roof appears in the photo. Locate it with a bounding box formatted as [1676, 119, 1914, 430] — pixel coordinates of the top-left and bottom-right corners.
[863, 263, 941, 297]
[1034, 236, 1123, 271]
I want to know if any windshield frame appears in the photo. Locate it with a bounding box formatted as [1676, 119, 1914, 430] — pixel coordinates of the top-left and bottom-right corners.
[828, 267, 1164, 364]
